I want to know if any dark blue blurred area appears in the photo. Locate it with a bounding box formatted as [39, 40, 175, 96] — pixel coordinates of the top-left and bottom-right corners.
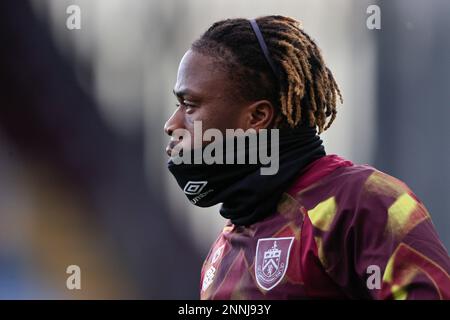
[0, 0, 201, 299]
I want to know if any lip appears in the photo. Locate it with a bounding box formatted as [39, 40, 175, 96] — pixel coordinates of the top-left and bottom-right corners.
[166, 140, 178, 157]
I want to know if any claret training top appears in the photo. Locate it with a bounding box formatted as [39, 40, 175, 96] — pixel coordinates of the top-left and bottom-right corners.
[200, 154, 450, 299]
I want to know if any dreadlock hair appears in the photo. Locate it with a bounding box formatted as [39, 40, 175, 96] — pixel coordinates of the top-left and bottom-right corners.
[191, 15, 343, 133]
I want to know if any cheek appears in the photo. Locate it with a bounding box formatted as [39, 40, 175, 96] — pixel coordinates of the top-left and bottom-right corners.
[202, 108, 243, 131]
[184, 113, 198, 130]
[185, 103, 245, 146]
[180, 111, 205, 149]
[184, 110, 223, 148]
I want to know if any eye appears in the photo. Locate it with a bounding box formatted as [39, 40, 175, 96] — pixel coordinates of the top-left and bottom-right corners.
[183, 100, 196, 108]
[175, 100, 197, 112]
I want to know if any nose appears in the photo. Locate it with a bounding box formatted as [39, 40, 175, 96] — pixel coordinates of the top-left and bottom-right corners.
[164, 109, 183, 136]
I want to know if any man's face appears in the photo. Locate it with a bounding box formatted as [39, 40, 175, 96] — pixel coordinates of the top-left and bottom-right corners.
[164, 49, 250, 156]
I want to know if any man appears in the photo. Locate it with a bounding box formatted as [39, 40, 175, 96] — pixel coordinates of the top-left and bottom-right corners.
[164, 16, 450, 299]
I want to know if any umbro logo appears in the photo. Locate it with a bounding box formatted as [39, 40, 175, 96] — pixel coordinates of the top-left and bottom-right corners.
[183, 181, 208, 195]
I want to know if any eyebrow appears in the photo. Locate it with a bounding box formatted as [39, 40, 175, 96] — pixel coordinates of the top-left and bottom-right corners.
[172, 88, 201, 98]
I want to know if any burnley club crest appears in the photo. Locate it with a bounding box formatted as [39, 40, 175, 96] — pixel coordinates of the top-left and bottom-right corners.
[255, 237, 294, 291]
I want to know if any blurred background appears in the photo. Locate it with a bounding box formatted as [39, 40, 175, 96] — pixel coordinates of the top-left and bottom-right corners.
[0, 0, 448, 299]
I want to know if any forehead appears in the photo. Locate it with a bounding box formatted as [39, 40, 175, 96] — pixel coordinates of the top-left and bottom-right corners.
[174, 49, 231, 99]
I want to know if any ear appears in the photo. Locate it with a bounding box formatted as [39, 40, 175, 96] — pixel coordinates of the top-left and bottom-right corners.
[243, 100, 276, 131]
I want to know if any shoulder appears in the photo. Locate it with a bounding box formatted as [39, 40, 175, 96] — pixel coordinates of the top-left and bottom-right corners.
[333, 164, 425, 224]
[301, 163, 427, 240]
[307, 163, 417, 210]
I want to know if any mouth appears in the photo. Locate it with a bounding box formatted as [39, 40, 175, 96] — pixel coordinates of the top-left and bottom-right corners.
[166, 140, 179, 157]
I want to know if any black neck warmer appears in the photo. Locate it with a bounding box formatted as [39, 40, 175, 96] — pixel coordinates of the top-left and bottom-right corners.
[167, 126, 325, 226]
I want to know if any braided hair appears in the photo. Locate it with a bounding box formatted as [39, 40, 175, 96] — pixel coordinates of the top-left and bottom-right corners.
[191, 15, 343, 133]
